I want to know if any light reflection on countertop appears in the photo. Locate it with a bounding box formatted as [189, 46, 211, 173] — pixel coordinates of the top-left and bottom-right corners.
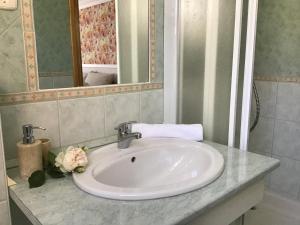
[8, 141, 279, 225]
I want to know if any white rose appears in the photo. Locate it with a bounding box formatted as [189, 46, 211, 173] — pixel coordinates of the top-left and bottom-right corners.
[55, 146, 88, 173]
[55, 151, 67, 173]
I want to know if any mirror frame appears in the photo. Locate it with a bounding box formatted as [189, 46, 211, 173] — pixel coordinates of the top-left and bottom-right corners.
[0, 0, 161, 106]
[0, 0, 161, 105]
[69, 0, 83, 87]
[31, 0, 157, 89]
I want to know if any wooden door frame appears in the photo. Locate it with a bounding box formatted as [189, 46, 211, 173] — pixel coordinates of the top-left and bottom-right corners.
[69, 0, 84, 86]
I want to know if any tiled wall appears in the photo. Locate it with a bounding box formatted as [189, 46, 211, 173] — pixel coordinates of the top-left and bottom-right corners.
[0, 1, 75, 92]
[33, 0, 73, 89]
[0, 5, 27, 94]
[250, 0, 300, 202]
[0, 89, 164, 162]
[255, 0, 300, 77]
[39, 74, 74, 89]
[249, 81, 300, 201]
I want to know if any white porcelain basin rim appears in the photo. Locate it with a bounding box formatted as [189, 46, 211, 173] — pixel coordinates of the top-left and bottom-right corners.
[73, 138, 225, 200]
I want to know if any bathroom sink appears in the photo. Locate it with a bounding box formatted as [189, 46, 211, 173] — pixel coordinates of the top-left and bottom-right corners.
[73, 138, 224, 200]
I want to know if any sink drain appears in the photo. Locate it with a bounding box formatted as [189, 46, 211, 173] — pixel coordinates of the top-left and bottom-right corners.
[131, 157, 136, 163]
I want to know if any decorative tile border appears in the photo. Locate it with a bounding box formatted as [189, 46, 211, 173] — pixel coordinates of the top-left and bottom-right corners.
[0, 90, 58, 106]
[39, 72, 72, 77]
[23, 32, 39, 91]
[21, 0, 38, 91]
[149, 0, 156, 80]
[0, 83, 163, 106]
[104, 84, 141, 95]
[21, 0, 34, 32]
[57, 87, 105, 100]
[0, 0, 162, 106]
[254, 75, 300, 83]
[141, 82, 162, 90]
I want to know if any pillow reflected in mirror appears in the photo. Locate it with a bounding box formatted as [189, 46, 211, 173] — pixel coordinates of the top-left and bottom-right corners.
[84, 72, 117, 86]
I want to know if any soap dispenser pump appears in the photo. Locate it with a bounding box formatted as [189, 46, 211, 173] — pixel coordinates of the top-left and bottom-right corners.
[17, 124, 46, 180]
[22, 124, 46, 144]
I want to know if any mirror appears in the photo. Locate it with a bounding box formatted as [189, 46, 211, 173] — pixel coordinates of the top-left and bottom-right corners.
[33, 0, 152, 89]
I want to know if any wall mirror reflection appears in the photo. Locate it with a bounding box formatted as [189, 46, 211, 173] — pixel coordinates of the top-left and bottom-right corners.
[33, 0, 151, 89]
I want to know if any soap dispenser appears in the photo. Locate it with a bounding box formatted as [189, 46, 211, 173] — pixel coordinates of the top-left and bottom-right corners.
[17, 124, 46, 180]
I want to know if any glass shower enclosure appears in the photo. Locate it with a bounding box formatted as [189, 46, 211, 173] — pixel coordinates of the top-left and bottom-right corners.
[164, 0, 258, 149]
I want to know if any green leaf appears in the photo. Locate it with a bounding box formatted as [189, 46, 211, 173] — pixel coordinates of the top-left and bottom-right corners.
[46, 163, 65, 178]
[81, 146, 89, 152]
[78, 146, 88, 152]
[28, 171, 46, 189]
[48, 151, 57, 166]
[74, 166, 86, 173]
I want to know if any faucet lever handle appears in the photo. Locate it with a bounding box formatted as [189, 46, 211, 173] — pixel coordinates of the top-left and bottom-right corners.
[33, 126, 46, 131]
[114, 121, 137, 133]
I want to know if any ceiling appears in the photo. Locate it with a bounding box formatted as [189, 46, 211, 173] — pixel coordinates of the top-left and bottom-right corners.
[78, 0, 112, 9]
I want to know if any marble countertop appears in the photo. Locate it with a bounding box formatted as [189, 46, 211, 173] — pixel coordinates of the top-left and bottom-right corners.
[8, 141, 279, 225]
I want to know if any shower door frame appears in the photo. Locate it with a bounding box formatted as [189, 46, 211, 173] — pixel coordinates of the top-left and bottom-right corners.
[164, 0, 259, 150]
[238, 0, 259, 150]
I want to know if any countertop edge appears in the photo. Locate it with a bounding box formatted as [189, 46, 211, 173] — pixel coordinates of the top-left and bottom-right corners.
[9, 188, 42, 225]
[179, 159, 280, 224]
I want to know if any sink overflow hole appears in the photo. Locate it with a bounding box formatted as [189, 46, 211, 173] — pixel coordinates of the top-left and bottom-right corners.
[131, 157, 136, 163]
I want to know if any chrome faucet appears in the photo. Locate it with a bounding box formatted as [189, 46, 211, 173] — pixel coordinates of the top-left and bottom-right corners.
[115, 122, 142, 149]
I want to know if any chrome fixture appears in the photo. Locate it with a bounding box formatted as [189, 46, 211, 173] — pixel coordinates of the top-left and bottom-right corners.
[250, 81, 260, 132]
[22, 124, 46, 144]
[115, 122, 142, 149]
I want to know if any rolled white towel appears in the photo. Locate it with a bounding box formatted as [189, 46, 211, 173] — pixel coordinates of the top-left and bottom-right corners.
[131, 123, 203, 141]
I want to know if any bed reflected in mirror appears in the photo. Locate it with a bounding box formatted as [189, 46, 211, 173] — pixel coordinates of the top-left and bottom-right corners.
[79, 0, 119, 86]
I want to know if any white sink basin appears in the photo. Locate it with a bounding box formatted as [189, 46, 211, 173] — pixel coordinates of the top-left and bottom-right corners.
[73, 138, 224, 200]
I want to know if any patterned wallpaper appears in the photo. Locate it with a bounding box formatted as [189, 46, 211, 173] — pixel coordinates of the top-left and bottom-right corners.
[79, 0, 117, 65]
[255, 0, 300, 77]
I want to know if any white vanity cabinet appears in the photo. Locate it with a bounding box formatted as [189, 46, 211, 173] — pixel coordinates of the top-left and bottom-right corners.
[0, 117, 11, 225]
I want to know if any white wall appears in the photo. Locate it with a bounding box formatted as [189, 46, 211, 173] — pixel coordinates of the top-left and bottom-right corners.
[79, 0, 112, 9]
[0, 117, 11, 225]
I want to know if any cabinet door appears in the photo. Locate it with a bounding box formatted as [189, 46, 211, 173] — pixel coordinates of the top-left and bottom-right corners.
[0, 116, 11, 225]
